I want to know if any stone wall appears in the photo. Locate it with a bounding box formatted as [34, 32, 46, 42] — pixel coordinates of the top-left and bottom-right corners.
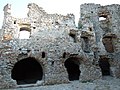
[0, 3, 119, 89]
[79, 3, 120, 80]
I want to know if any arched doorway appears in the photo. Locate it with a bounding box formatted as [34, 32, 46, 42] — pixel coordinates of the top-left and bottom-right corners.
[64, 57, 80, 81]
[11, 57, 43, 85]
[99, 57, 110, 76]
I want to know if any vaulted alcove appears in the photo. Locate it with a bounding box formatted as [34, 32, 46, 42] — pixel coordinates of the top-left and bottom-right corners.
[64, 57, 80, 81]
[102, 35, 116, 53]
[11, 57, 43, 85]
[99, 56, 111, 76]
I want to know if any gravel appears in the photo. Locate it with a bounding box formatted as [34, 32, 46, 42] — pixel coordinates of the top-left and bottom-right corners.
[2, 76, 120, 90]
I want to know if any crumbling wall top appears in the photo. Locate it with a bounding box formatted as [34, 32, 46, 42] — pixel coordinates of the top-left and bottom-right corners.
[3, 4, 11, 15]
[27, 3, 47, 18]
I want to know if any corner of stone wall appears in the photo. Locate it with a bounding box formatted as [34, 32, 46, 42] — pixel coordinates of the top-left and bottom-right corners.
[79, 64, 102, 82]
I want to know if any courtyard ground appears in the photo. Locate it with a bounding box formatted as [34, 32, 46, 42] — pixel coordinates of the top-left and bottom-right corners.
[2, 76, 120, 90]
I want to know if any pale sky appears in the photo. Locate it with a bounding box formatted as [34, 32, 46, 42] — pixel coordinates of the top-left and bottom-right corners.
[0, 0, 120, 28]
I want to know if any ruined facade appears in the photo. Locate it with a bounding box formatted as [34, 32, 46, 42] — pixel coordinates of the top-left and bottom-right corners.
[0, 3, 120, 89]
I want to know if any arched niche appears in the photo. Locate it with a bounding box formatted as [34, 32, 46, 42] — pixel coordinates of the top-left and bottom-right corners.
[11, 57, 43, 85]
[64, 57, 81, 81]
[102, 34, 117, 53]
[99, 56, 111, 76]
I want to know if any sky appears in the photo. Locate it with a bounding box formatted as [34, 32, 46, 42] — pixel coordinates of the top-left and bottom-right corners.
[0, 0, 120, 28]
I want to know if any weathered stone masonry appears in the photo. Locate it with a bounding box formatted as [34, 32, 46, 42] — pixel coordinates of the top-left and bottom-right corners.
[0, 3, 119, 89]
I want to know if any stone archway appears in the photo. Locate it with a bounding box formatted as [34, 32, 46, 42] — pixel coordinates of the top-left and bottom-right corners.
[99, 57, 110, 76]
[64, 57, 81, 81]
[11, 57, 43, 85]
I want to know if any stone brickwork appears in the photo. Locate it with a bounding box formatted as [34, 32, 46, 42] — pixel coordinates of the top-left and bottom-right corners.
[0, 3, 119, 89]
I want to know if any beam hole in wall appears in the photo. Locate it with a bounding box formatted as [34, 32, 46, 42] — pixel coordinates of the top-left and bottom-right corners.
[42, 52, 45, 58]
[11, 57, 43, 85]
[19, 27, 31, 39]
[33, 27, 36, 29]
[69, 33, 76, 43]
[63, 52, 66, 58]
[99, 57, 110, 76]
[55, 21, 59, 25]
[34, 21, 36, 23]
[64, 57, 80, 81]
[14, 20, 16, 24]
[51, 61, 54, 66]
[89, 27, 92, 31]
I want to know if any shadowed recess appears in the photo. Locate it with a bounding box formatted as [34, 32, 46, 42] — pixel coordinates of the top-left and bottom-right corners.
[99, 57, 110, 76]
[65, 57, 80, 81]
[11, 57, 43, 85]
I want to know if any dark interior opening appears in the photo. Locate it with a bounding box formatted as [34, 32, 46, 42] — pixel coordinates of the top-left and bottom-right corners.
[14, 20, 16, 24]
[42, 52, 45, 58]
[33, 27, 36, 29]
[11, 57, 43, 85]
[89, 27, 92, 31]
[64, 57, 80, 81]
[69, 33, 76, 43]
[99, 57, 110, 76]
[102, 37, 114, 53]
[63, 52, 66, 58]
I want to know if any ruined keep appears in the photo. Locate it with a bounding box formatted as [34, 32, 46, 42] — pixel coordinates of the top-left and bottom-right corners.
[0, 3, 120, 89]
